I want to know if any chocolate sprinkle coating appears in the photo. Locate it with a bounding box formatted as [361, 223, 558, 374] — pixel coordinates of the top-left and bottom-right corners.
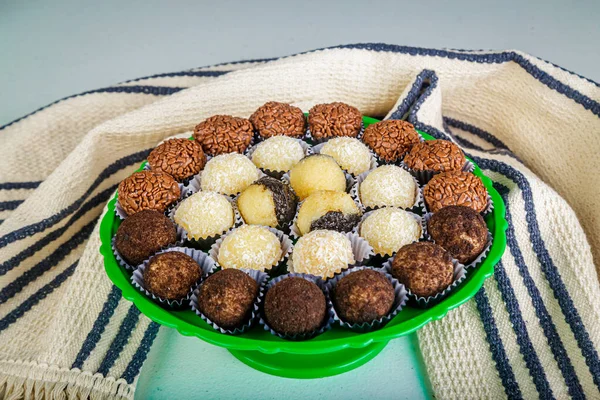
[144, 252, 201, 300]
[310, 211, 360, 233]
[308, 102, 362, 140]
[118, 170, 180, 216]
[148, 138, 206, 182]
[424, 171, 488, 213]
[264, 277, 326, 336]
[428, 205, 488, 264]
[403, 140, 466, 172]
[193, 115, 254, 156]
[257, 176, 298, 226]
[391, 242, 454, 298]
[197, 269, 259, 329]
[333, 269, 394, 324]
[362, 120, 420, 162]
[115, 210, 177, 266]
[250, 102, 306, 138]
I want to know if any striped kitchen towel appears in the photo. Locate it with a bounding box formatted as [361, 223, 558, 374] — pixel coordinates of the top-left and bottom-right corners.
[0, 44, 599, 399]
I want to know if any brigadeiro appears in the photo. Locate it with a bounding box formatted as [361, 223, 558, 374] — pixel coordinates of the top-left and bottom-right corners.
[359, 165, 418, 210]
[193, 115, 254, 156]
[289, 154, 347, 200]
[291, 230, 355, 278]
[296, 191, 361, 236]
[391, 242, 454, 298]
[147, 138, 206, 182]
[264, 277, 327, 337]
[362, 120, 421, 163]
[197, 269, 259, 330]
[319, 137, 373, 176]
[250, 136, 305, 175]
[308, 102, 362, 140]
[118, 170, 180, 216]
[250, 101, 306, 139]
[403, 140, 466, 173]
[201, 153, 260, 196]
[144, 251, 201, 301]
[332, 269, 394, 325]
[237, 176, 297, 229]
[428, 205, 488, 264]
[423, 171, 488, 213]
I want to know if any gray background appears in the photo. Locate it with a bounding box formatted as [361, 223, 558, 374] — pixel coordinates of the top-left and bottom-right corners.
[1, 0, 599, 126]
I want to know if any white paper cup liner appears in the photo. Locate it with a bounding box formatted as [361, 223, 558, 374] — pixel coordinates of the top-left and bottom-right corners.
[131, 246, 216, 309]
[327, 266, 408, 332]
[401, 159, 475, 186]
[305, 121, 365, 145]
[190, 269, 269, 335]
[258, 273, 334, 341]
[310, 141, 377, 177]
[245, 139, 311, 180]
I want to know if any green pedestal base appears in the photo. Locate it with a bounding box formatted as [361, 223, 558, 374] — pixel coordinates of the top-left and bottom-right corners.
[228, 341, 389, 379]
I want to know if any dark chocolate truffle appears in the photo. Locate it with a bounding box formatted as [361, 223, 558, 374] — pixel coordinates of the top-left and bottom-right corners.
[264, 277, 326, 336]
[333, 269, 394, 324]
[250, 101, 306, 139]
[423, 171, 488, 213]
[403, 140, 466, 173]
[391, 242, 454, 298]
[118, 170, 180, 216]
[148, 138, 206, 182]
[114, 210, 178, 265]
[362, 120, 421, 162]
[308, 102, 362, 140]
[428, 205, 488, 264]
[197, 269, 259, 329]
[144, 252, 201, 300]
[237, 176, 298, 228]
[193, 115, 254, 156]
[296, 190, 360, 235]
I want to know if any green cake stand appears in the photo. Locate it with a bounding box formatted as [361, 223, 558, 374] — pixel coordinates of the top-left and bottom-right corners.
[99, 116, 507, 379]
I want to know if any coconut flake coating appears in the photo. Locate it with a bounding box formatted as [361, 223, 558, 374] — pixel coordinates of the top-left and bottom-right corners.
[201, 153, 259, 196]
[174, 191, 234, 240]
[289, 154, 346, 200]
[360, 165, 417, 209]
[360, 208, 421, 256]
[292, 230, 355, 278]
[251, 136, 305, 173]
[320, 137, 372, 175]
[296, 191, 361, 235]
[218, 225, 282, 271]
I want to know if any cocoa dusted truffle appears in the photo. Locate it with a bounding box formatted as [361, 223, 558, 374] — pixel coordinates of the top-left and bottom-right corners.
[250, 101, 306, 139]
[333, 269, 394, 324]
[289, 154, 347, 200]
[362, 120, 421, 162]
[114, 210, 177, 266]
[428, 205, 488, 264]
[147, 138, 206, 182]
[237, 177, 297, 228]
[264, 277, 326, 336]
[403, 140, 466, 173]
[197, 269, 259, 329]
[296, 191, 361, 235]
[201, 153, 260, 196]
[391, 242, 454, 298]
[118, 170, 180, 216]
[320, 137, 373, 176]
[423, 171, 488, 213]
[193, 115, 254, 156]
[308, 102, 362, 140]
[144, 251, 201, 300]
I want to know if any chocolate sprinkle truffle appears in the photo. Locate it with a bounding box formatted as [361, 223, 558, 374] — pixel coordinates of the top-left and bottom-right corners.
[237, 177, 298, 228]
[428, 205, 488, 264]
[201, 153, 260, 196]
[423, 171, 488, 213]
[320, 137, 373, 176]
[403, 140, 466, 173]
[193, 115, 254, 156]
[359, 208, 421, 256]
[264, 277, 326, 336]
[289, 154, 347, 200]
[308, 102, 362, 140]
[144, 251, 201, 300]
[174, 191, 235, 240]
[114, 210, 177, 266]
[333, 269, 394, 325]
[118, 170, 180, 216]
[250, 136, 305, 174]
[292, 230, 355, 278]
[359, 165, 417, 209]
[147, 138, 206, 182]
[197, 269, 259, 329]
[391, 242, 454, 298]
[250, 101, 306, 139]
[362, 120, 420, 162]
[296, 191, 361, 235]
[218, 225, 282, 271]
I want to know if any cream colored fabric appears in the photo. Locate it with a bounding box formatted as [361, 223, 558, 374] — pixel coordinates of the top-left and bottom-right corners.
[0, 45, 599, 399]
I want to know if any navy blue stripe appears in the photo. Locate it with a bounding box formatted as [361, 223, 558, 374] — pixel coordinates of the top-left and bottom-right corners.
[0, 181, 41, 190]
[72, 285, 122, 369]
[444, 117, 510, 150]
[97, 305, 141, 376]
[123, 69, 228, 83]
[120, 322, 161, 383]
[0, 149, 150, 249]
[0, 261, 77, 332]
[474, 288, 523, 399]
[0, 200, 23, 211]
